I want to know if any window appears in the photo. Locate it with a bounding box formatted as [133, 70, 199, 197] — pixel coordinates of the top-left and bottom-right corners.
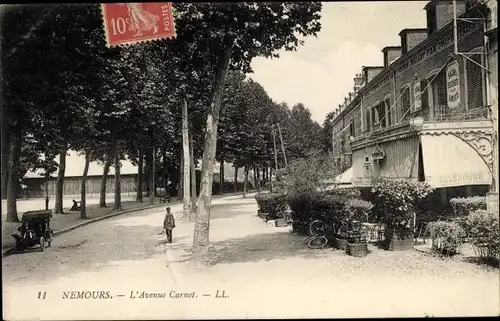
[400, 86, 411, 122]
[375, 102, 386, 128]
[385, 96, 393, 126]
[354, 110, 362, 136]
[430, 70, 447, 109]
[466, 55, 485, 109]
[364, 108, 371, 131]
[372, 106, 378, 127]
[349, 122, 354, 138]
[420, 79, 429, 110]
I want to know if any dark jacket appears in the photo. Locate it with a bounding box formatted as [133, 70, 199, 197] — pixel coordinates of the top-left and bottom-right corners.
[163, 213, 175, 230]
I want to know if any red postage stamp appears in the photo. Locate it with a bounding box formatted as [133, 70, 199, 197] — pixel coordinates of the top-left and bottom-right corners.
[101, 3, 176, 46]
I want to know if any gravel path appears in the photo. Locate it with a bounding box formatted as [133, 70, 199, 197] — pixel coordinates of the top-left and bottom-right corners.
[2, 194, 499, 319]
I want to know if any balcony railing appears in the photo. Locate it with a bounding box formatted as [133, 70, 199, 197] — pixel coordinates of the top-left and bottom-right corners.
[419, 105, 491, 122]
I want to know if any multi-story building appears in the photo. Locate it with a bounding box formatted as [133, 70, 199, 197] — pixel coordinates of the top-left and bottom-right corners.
[331, 0, 493, 205]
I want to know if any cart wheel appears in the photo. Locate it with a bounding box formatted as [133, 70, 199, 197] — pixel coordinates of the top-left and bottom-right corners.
[48, 239, 52, 247]
[40, 236, 45, 252]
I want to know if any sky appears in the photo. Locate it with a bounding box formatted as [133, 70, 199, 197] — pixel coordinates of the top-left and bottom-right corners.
[249, 1, 429, 124]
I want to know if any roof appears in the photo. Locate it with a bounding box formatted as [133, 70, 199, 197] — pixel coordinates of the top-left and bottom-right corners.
[24, 150, 138, 178]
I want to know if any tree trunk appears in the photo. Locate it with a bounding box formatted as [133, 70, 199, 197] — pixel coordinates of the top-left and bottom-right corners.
[178, 152, 183, 200]
[145, 150, 151, 197]
[270, 167, 273, 193]
[99, 153, 112, 208]
[219, 159, 224, 196]
[80, 151, 90, 219]
[162, 148, 168, 200]
[1, 122, 11, 200]
[150, 145, 155, 205]
[6, 131, 21, 222]
[256, 167, 261, 195]
[189, 132, 197, 218]
[252, 165, 257, 191]
[243, 165, 249, 199]
[192, 43, 232, 266]
[182, 98, 191, 219]
[234, 166, 238, 193]
[44, 176, 49, 210]
[114, 143, 122, 211]
[54, 149, 67, 214]
[136, 148, 144, 203]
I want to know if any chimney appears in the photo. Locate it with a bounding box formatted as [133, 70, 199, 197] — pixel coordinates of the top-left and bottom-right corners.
[424, 0, 467, 35]
[399, 29, 428, 54]
[362, 66, 384, 84]
[382, 46, 402, 67]
[353, 73, 364, 92]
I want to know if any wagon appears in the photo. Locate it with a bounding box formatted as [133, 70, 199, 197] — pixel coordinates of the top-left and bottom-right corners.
[11, 210, 53, 252]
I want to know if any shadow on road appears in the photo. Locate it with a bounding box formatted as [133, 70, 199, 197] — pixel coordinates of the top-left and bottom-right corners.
[173, 230, 331, 266]
[209, 198, 258, 220]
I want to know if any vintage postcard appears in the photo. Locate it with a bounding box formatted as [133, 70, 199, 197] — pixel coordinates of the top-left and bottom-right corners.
[1, 1, 499, 320]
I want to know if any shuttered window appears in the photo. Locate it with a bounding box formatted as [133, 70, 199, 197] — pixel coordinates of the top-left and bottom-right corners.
[466, 55, 485, 109]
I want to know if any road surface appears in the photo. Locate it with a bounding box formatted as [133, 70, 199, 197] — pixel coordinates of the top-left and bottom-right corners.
[3, 194, 499, 319]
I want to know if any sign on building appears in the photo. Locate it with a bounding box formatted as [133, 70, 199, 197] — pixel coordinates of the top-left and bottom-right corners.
[413, 80, 421, 111]
[446, 60, 460, 109]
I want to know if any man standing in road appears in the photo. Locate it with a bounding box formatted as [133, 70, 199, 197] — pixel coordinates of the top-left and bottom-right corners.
[163, 207, 175, 243]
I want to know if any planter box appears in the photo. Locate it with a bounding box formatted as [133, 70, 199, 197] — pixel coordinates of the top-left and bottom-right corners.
[275, 218, 288, 227]
[347, 242, 368, 257]
[385, 228, 414, 251]
[333, 237, 347, 251]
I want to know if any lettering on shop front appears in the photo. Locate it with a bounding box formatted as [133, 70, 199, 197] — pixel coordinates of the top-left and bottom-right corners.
[446, 61, 460, 109]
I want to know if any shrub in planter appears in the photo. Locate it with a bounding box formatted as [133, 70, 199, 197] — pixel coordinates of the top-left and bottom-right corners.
[462, 209, 500, 262]
[450, 196, 487, 217]
[255, 193, 287, 218]
[371, 179, 433, 251]
[344, 199, 373, 257]
[426, 221, 466, 256]
[326, 187, 362, 201]
[346, 227, 368, 257]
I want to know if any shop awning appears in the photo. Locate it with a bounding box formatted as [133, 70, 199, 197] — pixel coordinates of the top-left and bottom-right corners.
[420, 134, 492, 188]
[335, 167, 353, 184]
[322, 167, 353, 185]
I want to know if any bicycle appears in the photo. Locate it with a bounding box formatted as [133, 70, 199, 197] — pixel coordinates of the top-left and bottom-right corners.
[302, 219, 329, 249]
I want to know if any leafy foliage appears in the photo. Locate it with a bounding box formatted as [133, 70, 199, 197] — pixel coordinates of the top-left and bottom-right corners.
[283, 154, 344, 197]
[462, 209, 499, 262]
[255, 193, 288, 218]
[427, 221, 466, 256]
[370, 179, 434, 229]
[449, 196, 487, 217]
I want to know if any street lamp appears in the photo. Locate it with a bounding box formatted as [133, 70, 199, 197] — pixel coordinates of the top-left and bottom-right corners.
[410, 116, 424, 129]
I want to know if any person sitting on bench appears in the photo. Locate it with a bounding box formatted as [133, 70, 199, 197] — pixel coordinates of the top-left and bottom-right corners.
[70, 200, 81, 211]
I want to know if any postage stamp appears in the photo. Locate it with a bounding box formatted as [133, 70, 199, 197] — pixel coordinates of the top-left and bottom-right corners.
[101, 3, 176, 46]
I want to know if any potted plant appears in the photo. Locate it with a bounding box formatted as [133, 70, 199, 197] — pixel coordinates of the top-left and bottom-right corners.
[371, 179, 433, 251]
[333, 210, 349, 251]
[346, 222, 368, 257]
[344, 198, 373, 257]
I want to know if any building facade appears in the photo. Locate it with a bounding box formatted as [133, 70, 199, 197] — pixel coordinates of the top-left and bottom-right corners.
[331, 0, 493, 203]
